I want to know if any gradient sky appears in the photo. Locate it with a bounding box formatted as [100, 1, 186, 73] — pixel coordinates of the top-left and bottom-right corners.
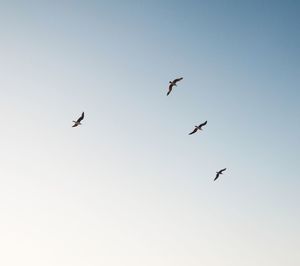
[0, 1, 299, 265]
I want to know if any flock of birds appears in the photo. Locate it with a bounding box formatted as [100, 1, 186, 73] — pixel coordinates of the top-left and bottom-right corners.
[71, 77, 227, 182]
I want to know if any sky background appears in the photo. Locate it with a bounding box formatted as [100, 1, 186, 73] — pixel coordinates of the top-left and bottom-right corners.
[0, 0, 299, 265]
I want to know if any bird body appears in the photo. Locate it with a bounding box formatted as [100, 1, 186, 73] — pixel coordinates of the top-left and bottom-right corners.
[188, 121, 207, 135]
[167, 77, 183, 95]
[72, 121, 82, 126]
[214, 168, 226, 181]
[72, 112, 84, 127]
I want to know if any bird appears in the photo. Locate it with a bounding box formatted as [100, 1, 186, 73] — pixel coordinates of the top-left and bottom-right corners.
[167, 77, 183, 96]
[188, 121, 207, 135]
[72, 112, 84, 127]
[214, 168, 226, 181]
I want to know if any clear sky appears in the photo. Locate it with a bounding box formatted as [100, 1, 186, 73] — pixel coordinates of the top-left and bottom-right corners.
[0, 1, 299, 265]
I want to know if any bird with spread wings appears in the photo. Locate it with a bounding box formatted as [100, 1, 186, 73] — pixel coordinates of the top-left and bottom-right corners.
[214, 168, 226, 181]
[167, 77, 183, 96]
[72, 112, 84, 127]
[188, 121, 207, 135]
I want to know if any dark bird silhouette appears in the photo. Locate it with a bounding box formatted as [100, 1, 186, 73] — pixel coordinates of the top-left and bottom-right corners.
[72, 112, 84, 127]
[214, 168, 226, 181]
[188, 121, 207, 135]
[167, 77, 183, 96]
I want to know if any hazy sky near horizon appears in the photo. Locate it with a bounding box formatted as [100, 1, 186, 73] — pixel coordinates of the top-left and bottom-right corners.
[0, 1, 299, 265]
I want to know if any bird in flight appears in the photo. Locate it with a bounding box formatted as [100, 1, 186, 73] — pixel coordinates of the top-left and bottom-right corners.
[72, 112, 84, 127]
[167, 77, 183, 96]
[188, 121, 207, 135]
[214, 168, 226, 181]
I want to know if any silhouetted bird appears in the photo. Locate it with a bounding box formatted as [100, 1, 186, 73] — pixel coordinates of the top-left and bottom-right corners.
[167, 77, 183, 96]
[72, 112, 84, 127]
[188, 121, 207, 135]
[214, 168, 226, 181]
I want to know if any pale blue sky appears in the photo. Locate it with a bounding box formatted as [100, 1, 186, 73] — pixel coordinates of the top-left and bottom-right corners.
[0, 1, 299, 265]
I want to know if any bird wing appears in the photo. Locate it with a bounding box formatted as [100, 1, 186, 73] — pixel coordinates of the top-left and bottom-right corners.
[199, 121, 207, 128]
[167, 84, 173, 95]
[76, 112, 84, 123]
[189, 128, 198, 135]
[214, 173, 220, 181]
[220, 168, 226, 173]
[72, 124, 78, 127]
[173, 77, 183, 83]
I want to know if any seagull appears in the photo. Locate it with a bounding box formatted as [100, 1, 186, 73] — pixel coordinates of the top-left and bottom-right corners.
[188, 121, 207, 135]
[167, 77, 183, 96]
[214, 168, 226, 181]
[72, 112, 84, 127]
